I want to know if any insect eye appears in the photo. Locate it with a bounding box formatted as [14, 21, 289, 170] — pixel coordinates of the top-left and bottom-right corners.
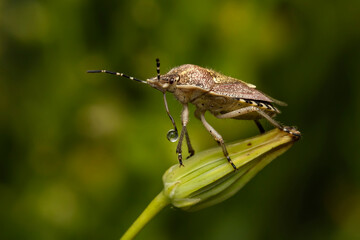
[170, 75, 180, 84]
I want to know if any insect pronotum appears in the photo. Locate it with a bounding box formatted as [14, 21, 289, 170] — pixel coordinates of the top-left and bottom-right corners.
[88, 59, 300, 170]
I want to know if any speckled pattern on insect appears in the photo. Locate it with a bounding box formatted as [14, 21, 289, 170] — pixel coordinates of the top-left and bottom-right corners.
[88, 59, 300, 170]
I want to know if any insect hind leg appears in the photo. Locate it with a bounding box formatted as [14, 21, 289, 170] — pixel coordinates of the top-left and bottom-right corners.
[200, 112, 237, 170]
[254, 119, 265, 134]
[216, 106, 300, 137]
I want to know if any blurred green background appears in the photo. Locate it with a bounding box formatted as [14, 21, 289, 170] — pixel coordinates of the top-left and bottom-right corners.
[1, 0, 360, 239]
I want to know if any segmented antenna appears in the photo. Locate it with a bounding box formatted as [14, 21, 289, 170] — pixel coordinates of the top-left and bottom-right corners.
[163, 92, 178, 135]
[156, 58, 160, 81]
[87, 70, 147, 84]
[156, 58, 179, 140]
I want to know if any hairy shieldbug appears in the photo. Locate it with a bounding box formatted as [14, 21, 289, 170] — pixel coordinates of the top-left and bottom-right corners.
[88, 59, 300, 170]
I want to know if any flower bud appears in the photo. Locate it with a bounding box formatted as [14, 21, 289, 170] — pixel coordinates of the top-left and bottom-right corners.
[162, 128, 300, 211]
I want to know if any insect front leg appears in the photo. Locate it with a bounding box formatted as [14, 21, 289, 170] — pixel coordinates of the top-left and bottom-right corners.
[176, 104, 194, 166]
[216, 106, 300, 137]
[200, 111, 237, 170]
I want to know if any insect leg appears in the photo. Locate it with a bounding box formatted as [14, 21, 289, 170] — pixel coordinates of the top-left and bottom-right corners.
[176, 104, 190, 166]
[254, 120, 265, 134]
[176, 127, 186, 166]
[216, 106, 300, 137]
[200, 112, 237, 170]
[185, 130, 195, 159]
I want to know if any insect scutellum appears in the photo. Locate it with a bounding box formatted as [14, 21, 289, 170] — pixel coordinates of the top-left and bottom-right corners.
[87, 59, 301, 170]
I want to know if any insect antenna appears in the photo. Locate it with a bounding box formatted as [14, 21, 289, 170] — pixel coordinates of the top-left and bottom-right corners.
[87, 70, 148, 84]
[156, 58, 179, 141]
[156, 58, 161, 81]
[163, 92, 178, 140]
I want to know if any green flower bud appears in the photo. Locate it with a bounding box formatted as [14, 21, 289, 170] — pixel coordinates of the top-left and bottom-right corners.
[162, 128, 300, 211]
[120, 128, 300, 240]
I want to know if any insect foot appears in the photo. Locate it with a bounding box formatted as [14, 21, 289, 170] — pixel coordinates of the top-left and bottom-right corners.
[177, 153, 184, 167]
[282, 126, 301, 139]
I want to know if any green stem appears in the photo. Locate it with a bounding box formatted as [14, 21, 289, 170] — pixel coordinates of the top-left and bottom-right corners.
[120, 191, 170, 240]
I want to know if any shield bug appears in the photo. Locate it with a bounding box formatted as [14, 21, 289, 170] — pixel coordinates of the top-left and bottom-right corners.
[88, 59, 300, 170]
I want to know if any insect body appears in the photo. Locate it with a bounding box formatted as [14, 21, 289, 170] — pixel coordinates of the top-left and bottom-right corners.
[88, 59, 300, 170]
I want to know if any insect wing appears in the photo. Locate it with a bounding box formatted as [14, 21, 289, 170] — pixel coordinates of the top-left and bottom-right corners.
[210, 81, 273, 102]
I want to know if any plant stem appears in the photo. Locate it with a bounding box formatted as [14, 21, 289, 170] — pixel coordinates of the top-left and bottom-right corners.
[120, 191, 170, 240]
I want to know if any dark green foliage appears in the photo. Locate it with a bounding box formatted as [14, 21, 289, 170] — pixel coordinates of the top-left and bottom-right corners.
[1, 0, 360, 239]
